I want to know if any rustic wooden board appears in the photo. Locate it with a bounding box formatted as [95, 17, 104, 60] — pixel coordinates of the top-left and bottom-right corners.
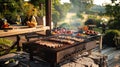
[0, 25, 49, 37]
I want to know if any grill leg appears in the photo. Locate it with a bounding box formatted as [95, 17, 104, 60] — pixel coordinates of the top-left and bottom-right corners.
[29, 53, 34, 61]
[50, 63, 57, 67]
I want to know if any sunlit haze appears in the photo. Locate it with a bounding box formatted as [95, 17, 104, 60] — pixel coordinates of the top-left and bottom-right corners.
[60, 0, 111, 5]
[94, 0, 111, 5]
[24, 0, 29, 1]
[60, 0, 70, 4]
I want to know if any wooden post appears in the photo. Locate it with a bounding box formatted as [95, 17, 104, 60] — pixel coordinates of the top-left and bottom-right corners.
[99, 35, 103, 52]
[45, 0, 51, 30]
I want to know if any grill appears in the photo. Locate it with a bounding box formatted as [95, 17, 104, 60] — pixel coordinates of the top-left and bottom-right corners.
[22, 35, 99, 67]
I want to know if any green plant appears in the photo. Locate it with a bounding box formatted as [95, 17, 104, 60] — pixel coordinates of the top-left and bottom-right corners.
[76, 13, 84, 19]
[0, 38, 13, 46]
[93, 28, 102, 33]
[103, 30, 120, 47]
[59, 23, 70, 29]
[108, 19, 120, 30]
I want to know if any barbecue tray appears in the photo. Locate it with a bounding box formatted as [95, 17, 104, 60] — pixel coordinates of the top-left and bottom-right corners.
[22, 35, 99, 67]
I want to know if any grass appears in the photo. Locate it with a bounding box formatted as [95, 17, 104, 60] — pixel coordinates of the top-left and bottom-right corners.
[0, 47, 17, 56]
[0, 38, 15, 56]
[0, 38, 14, 47]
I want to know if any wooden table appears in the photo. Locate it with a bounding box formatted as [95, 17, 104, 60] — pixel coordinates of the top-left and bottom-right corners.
[0, 25, 50, 52]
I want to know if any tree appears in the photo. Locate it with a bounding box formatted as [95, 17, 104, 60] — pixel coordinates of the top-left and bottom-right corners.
[0, 0, 19, 18]
[29, 0, 71, 28]
[52, 0, 71, 28]
[59, 23, 70, 29]
[0, 0, 26, 24]
[0, 0, 33, 18]
[29, 0, 45, 17]
[105, 0, 120, 29]
[29, 0, 45, 6]
[70, 0, 93, 13]
[0, 0, 71, 27]
[52, 10, 60, 28]
[85, 19, 96, 25]
[61, 3, 71, 19]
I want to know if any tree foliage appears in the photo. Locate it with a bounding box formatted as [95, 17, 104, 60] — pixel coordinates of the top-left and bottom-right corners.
[103, 30, 120, 47]
[0, 0, 19, 17]
[76, 13, 84, 19]
[105, 0, 120, 29]
[85, 19, 96, 25]
[29, 0, 45, 6]
[0, 0, 71, 28]
[52, 0, 71, 28]
[59, 23, 70, 29]
[70, 0, 93, 12]
[26, 0, 71, 28]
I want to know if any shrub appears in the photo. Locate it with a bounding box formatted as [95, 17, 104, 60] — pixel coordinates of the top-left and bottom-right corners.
[76, 13, 84, 19]
[84, 19, 96, 25]
[103, 30, 120, 47]
[108, 20, 120, 30]
[59, 23, 70, 29]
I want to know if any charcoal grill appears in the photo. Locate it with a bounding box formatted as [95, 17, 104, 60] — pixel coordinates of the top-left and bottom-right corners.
[22, 35, 99, 67]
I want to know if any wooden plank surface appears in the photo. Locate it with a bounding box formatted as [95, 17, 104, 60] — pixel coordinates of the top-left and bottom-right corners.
[0, 25, 50, 37]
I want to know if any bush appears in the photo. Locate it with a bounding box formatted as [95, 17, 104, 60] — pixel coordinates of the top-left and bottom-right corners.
[84, 19, 96, 25]
[103, 30, 120, 47]
[59, 23, 70, 29]
[76, 13, 84, 19]
[95, 19, 102, 27]
[108, 19, 120, 30]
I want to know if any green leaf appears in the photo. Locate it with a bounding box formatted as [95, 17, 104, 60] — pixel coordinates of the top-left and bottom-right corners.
[0, 38, 13, 46]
